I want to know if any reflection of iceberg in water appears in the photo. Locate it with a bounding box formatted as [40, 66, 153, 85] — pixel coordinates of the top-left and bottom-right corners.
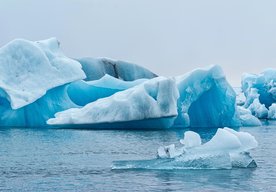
[112, 128, 258, 170]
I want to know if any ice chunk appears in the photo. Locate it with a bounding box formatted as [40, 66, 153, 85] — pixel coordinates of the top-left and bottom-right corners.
[180, 131, 201, 148]
[157, 144, 183, 159]
[173, 65, 240, 128]
[47, 77, 179, 129]
[240, 69, 276, 120]
[243, 88, 260, 108]
[0, 38, 85, 109]
[113, 128, 258, 170]
[223, 128, 258, 151]
[236, 106, 262, 126]
[235, 87, 246, 106]
[201, 128, 242, 151]
[248, 98, 268, 119]
[242, 69, 276, 108]
[268, 103, 276, 119]
[77, 57, 157, 81]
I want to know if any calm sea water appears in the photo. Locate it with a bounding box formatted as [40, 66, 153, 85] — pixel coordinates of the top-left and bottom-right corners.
[0, 122, 275, 191]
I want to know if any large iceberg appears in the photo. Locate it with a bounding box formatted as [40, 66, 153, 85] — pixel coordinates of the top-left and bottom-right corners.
[0, 38, 85, 126]
[173, 65, 240, 128]
[241, 69, 276, 119]
[48, 77, 179, 129]
[112, 128, 258, 170]
[0, 37, 161, 127]
[49, 65, 243, 129]
[0, 37, 264, 128]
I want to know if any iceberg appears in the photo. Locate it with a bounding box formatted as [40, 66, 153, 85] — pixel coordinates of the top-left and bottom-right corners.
[0, 38, 85, 126]
[77, 57, 157, 81]
[47, 77, 179, 129]
[173, 65, 240, 128]
[112, 128, 258, 170]
[241, 69, 276, 119]
[0, 37, 265, 128]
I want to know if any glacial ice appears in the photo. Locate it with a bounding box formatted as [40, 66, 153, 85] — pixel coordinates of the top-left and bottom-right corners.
[173, 65, 240, 128]
[236, 106, 262, 127]
[112, 128, 258, 170]
[0, 38, 86, 126]
[49, 65, 242, 129]
[241, 69, 276, 119]
[0, 37, 270, 128]
[268, 104, 276, 119]
[0, 38, 85, 109]
[0, 85, 78, 127]
[47, 77, 179, 129]
[67, 75, 147, 106]
[248, 99, 268, 119]
[77, 57, 157, 81]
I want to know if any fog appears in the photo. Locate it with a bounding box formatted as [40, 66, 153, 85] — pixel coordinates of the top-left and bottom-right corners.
[1, 0, 276, 85]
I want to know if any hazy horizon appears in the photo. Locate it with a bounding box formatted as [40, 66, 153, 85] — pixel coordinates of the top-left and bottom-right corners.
[1, 0, 276, 86]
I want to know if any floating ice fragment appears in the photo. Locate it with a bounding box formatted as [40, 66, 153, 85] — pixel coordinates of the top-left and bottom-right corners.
[113, 128, 258, 170]
[180, 131, 201, 148]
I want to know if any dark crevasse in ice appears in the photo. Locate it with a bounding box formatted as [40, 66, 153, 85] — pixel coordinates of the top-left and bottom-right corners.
[77, 57, 158, 81]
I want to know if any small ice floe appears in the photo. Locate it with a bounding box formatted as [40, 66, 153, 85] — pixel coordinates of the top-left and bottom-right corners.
[112, 128, 258, 170]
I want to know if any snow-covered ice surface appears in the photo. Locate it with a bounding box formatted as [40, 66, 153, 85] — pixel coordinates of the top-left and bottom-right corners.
[0, 38, 85, 109]
[112, 128, 258, 170]
[48, 77, 179, 129]
[0, 38, 85, 126]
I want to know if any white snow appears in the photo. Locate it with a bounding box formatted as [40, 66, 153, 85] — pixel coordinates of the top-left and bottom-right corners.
[0, 38, 85, 109]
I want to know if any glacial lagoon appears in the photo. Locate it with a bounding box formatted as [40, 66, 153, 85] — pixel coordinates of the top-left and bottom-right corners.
[0, 122, 275, 191]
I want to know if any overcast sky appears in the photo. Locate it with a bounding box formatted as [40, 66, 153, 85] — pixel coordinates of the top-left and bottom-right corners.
[1, 0, 276, 86]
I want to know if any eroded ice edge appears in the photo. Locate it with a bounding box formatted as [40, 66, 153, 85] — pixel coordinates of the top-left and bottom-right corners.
[112, 128, 258, 170]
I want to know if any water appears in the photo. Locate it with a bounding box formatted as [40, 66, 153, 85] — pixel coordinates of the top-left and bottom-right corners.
[0, 123, 275, 191]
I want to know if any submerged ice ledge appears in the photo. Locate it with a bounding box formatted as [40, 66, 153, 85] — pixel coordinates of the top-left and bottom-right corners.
[112, 128, 258, 170]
